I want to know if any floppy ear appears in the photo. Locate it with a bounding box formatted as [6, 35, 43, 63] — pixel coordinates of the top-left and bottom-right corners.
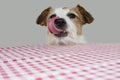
[36, 7, 52, 26]
[77, 5, 94, 24]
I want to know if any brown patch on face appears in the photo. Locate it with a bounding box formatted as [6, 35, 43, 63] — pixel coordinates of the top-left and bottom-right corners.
[73, 20, 83, 35]
[70, 5, 94, 35]
[36, 7, 53, 26]
[70, 7, 84, 35]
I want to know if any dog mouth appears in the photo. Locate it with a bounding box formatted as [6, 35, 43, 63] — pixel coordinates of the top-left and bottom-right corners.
[54, 31, 68, 37]
[48, 17, 68, 38]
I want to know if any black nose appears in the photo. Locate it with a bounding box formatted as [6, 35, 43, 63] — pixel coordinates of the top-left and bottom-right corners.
[54, 18, 66, 29]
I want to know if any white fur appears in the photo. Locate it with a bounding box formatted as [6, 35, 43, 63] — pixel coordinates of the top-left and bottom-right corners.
[47, 8, 86, 45]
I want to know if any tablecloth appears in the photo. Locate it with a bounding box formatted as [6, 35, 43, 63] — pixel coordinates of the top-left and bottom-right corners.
[0, 44, 120, 80]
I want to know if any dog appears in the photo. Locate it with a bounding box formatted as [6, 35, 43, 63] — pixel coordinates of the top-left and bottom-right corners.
[36, 5, 94, 45]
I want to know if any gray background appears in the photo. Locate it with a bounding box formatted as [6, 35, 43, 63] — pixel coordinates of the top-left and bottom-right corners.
[0, 0, 120, 47]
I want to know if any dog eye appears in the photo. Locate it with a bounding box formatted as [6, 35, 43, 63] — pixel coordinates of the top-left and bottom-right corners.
[67, 13, 76, 19]
[50, 14, 56, 18]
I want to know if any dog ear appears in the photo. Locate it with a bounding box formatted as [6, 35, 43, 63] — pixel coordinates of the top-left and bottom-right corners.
[77, 5, 94, 24]
[36, 7, 52, 26]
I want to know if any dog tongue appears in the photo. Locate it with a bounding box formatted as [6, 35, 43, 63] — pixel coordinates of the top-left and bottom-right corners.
[47, 17, 63, 34]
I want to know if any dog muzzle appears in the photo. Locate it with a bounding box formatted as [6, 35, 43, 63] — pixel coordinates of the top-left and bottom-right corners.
[47, 17, 64, 34]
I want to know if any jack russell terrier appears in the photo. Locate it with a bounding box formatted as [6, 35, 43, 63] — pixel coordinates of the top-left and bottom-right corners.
[36, 5, 94, 45]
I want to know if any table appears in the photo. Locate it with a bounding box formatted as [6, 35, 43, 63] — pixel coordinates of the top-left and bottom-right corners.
[0, 44, 120, 80]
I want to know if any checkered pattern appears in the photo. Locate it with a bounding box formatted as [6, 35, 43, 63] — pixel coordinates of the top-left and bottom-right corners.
[0, 44, 120, 80]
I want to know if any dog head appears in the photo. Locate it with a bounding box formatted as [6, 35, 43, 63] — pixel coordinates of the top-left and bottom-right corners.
[36, 5, 94, 45]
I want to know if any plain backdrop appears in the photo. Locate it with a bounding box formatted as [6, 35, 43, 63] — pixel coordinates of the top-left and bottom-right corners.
[0, 0, 120, 47]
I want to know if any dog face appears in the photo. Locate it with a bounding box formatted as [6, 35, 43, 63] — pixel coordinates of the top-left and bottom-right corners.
[36, 5, 94, 45]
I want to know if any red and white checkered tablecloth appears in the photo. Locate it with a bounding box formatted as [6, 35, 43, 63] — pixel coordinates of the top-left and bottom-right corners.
[0, 44, 120, 80]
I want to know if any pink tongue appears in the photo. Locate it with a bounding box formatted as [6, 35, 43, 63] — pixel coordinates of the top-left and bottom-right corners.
[47, 17, 63, 34]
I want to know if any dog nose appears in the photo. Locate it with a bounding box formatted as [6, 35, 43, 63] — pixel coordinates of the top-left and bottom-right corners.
[54, 18, 66, 29]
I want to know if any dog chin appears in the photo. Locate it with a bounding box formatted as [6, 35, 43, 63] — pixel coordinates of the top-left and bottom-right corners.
[48, 33, 78, 45]
[54, 31, 68, 38]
